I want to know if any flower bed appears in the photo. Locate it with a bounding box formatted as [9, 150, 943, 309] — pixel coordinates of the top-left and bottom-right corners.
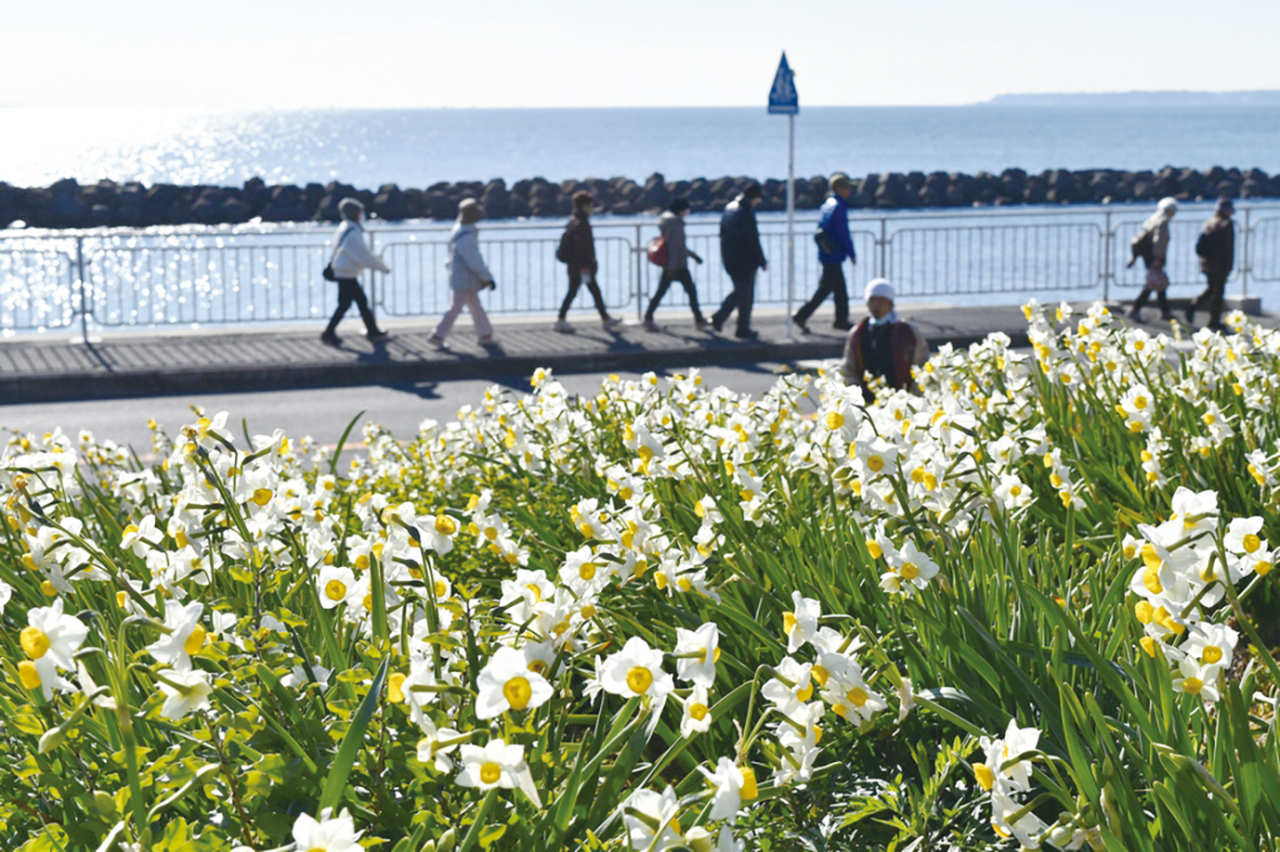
[2, 302, 1278, 852]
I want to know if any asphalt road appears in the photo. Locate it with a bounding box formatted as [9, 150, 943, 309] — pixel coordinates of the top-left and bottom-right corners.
[0, 362, 806, 457]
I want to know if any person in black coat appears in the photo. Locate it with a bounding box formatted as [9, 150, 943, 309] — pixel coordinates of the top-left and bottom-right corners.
[711, 182, 767, 339]
[1187, 197, 1235, 331]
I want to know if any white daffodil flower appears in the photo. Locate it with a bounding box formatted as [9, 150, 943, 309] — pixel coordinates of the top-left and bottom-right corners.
[290, 807, 363, 852]
[455, 739, 541, 807]
[475, 645, 553, 719]
[146, 600, 205, 671]
[157, 668, 213, 720]
[317, 565, 357, 610]
[782, 590, 821, 653]
[673, 622, 720, 687]
[20, 598, 89, 700]
[679, 684, 713, 738]
[621, 786, 683, 851]
[600, 636, 674, 700]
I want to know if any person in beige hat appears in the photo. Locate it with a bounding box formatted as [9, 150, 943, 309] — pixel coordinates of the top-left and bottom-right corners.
[793, 173, 857, 333]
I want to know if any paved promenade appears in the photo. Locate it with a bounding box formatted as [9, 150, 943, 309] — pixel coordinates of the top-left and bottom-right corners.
[0, 299, 1265, 403]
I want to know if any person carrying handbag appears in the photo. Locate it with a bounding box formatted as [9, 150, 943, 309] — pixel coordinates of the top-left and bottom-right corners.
[1127, 197, 1176, 322]
[429, 199, 497, 348]
[642, 197, 708, 331]
[321, 198, 391, 345]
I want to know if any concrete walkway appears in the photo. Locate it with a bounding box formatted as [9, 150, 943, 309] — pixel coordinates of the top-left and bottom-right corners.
[0, 299, 1265, 403]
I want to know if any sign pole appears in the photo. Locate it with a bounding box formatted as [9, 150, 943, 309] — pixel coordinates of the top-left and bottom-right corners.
[786, 113, 795, 341]
[767, 51, 799, 342]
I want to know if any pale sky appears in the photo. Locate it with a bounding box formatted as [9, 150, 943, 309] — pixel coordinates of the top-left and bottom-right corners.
[4, 0, 1280, 109]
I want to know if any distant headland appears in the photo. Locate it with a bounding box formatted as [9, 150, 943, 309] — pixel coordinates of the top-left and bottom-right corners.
[979, 90, 1280, 107]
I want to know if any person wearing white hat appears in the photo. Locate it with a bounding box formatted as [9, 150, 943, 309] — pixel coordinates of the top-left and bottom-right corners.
[429, 198, 498, 348]
[1127, 196, 1177, 322]
[321, 197, 391, 345]
[840, 278, 928, 392]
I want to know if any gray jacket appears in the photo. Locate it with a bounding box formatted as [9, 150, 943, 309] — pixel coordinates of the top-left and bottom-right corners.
[446, 223, 493, 292]
[330, 221, 389, 279]
[658, 211, 695, 271]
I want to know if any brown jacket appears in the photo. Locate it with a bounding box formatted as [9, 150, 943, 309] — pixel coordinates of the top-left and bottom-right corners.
[841, 318, 927, 392]
[563, 213, 597, 274]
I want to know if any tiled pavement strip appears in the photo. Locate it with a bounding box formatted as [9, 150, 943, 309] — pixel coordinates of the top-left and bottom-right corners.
[0, 299, 1269, 404]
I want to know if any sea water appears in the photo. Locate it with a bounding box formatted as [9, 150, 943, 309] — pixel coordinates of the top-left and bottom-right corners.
[3, 105, 1280, 189]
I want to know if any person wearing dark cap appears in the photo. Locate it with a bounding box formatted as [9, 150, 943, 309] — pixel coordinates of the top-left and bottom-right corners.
[555, 191, 623, 332]
[429, 199, 497, 348]
[1188, 197, 1235, 331]
[793, 173, 857, 333]
[321, 197, 391, 345]
[643, 197, 708, 331]
[711, 182, 767, 339]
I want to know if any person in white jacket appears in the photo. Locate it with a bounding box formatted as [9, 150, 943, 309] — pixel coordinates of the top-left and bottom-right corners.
[430, 199, 497, 347]
[321, 198, 391, 345]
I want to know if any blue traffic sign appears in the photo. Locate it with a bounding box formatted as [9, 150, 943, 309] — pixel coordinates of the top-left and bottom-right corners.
[768, 52, 798, 115]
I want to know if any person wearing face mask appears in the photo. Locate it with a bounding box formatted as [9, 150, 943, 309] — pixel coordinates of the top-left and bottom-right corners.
[321, 198, 391, 345]
[1127, 196, 1177, 322]
[840, 278, 928, 393]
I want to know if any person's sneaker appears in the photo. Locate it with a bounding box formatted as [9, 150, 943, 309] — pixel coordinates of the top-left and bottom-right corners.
[1128, 308, 1143, 321]
[428, 334, 447, 349]
[791, 315, 810, 335]
[695, 316, 711, 330]
[1184, 305, 1196, 324]
[478, 334, 498, 346]
[602, 316, 624, 330]
[832, 319, 853, 331]
[320, 331, 341, 346]
[711, 316, 724, 333]
[553, 320, 575, 333]
[642, 319, 660, 332]
[734, 328, 759, 340]
[367, 329, 391, 342]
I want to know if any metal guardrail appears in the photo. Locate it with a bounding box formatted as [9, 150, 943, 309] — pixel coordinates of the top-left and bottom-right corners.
[2, 205, 1277, 339]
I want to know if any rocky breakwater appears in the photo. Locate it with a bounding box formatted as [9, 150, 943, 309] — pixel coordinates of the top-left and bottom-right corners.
[2, 166, 1278, 229]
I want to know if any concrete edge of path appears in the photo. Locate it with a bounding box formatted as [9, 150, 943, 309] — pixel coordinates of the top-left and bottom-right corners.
[0, 330, 1031, 403]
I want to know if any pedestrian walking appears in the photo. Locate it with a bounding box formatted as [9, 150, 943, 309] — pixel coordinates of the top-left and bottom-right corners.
[710, 182, 767, 339]
[793, 173, 857, 333]
[555, 191, 623, 333]
[1127, 196, 1177, 322]
[643, 198, 708, 331]
[321, 198, 390, 345]
[429, 199, 497, 348]
[841, 278, 928, 393]
[1187, 196, 1235, 332]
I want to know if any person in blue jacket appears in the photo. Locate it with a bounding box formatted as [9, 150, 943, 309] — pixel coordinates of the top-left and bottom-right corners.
[793, 174, 857, 333]
[711, 182, 767, 339]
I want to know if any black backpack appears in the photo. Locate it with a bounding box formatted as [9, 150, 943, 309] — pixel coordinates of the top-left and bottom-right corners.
[1130, 227, 1154, 266]
[556, 227, 573, 264]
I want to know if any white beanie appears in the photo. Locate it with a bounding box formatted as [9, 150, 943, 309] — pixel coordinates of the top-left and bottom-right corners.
[864, 278, 895, 303]
[1157, 197, 1178, 214]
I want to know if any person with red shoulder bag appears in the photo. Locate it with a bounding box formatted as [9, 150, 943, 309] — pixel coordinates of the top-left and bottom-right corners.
[643, 197, 708, 331]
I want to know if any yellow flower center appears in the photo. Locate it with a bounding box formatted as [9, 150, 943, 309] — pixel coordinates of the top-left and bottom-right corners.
[20, 627, 50, 660]
[252, 488, 273, 507]
[18, 661, 42, 690]
[325, 579, 347, 602]
[1142, 566, 1163, 595]
[1257, 561, 1274, 576]
[867, 455, 885, 473]
[434, 515, 457, 536]
[1139, 636, 1158, 657]
[900, 562, 919, 581]
[184, 625, 207, 655]
[811, 664, 829, 687]
[866, 541, 883, 559]
[1201, 645, 1223, 665]
[626, 666, 654, 695]
[1134, 396, 1147, 409]
[388, 672, 407, 703]
[974, 763, 995, 791]
[434, 580, 448, 598]
[739, 766, 758, 800]
[689, 702, 709, 721]
[1182, 676, 1204, 695]
[1134, 600, 1154, 623]
[825, 411, 844, 430]
[847, 686, 869, 707]
[1243, 534, 1262, 554]
[796, 683, 813, 701]
[579, 563, 597, 581]
[480, 762, 502, 785]
[503, 676, 533, 710]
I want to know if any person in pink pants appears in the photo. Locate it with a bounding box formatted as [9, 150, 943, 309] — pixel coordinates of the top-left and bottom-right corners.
[430, 198, 496, 348]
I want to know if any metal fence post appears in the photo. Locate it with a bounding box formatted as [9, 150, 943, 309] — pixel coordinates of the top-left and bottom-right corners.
[1241, 207, 1251, 299]
[635, 223, 644, 321]
[1102, 210, 1112, 303]
[75, 235, 89, 344]
[877, 217, 887, 280]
